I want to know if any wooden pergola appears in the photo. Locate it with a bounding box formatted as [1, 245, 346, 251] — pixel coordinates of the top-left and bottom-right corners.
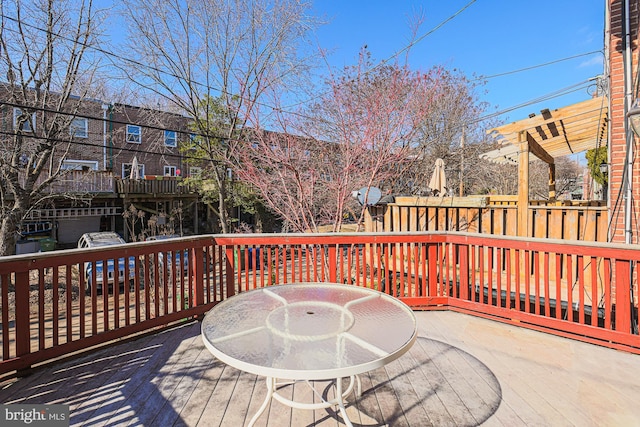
[482, 96, 609, 236]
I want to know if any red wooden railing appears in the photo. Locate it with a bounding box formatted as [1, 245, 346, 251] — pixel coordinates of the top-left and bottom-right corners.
[1, 232, 639, 378]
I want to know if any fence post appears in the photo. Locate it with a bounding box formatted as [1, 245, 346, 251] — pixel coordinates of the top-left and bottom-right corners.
[15, 271, 30, 357]
[225, 246, 236, 297]
[191, 246, 204, 309]
[614, 259, 631, 333]
[328, 245, 337, 283]
[459, 244, 469, 300]
[428, 244, 438, 296]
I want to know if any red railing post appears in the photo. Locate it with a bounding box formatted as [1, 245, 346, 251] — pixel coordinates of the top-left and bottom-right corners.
[328, 245, 337, 283]
[191, 246, 204, 309]
[428, 244, 438, 296]
[459, 244, 469, 300]
[614, 259, 631, 333]
[225, 246, 236, 297]
[14, 271, 30, 357]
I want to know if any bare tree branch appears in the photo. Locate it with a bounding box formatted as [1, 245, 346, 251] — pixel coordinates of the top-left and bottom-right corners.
[0, 0, 106, 255]
[119, 0, 317, 232]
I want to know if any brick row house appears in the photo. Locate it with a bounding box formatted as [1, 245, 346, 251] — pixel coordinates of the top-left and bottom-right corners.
[2, 95, 202, 250]
[608, 0, 640, 245]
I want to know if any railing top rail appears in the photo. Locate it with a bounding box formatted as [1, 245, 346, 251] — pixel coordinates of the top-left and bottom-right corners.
[213, 231, 640, 259]
[2, 231, 638, 269]
[528, 205, 607, 211]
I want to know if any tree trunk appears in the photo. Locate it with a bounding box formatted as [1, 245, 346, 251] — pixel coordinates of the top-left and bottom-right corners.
[0, 202, 26, 256]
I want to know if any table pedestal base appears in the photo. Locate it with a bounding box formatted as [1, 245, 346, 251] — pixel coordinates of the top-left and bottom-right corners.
[248, 375, 362, 427]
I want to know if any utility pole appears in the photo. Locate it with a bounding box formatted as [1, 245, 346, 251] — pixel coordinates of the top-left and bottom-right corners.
[459, 129, 465, 197]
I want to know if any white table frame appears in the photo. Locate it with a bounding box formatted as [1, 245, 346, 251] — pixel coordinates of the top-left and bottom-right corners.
[201, 283, 417, 426]
[250, 375, 361, 427]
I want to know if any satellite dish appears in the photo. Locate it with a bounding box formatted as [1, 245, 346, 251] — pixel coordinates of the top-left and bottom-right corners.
[355, 186, 382, 206]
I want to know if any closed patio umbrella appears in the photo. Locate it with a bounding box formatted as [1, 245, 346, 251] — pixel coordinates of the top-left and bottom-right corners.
[428, 158, 447, 196]
[130, 156, 140, 180]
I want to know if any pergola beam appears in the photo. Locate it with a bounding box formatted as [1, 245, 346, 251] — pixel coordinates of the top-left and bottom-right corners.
[517, 132, 529, 237]
[526, 131, 555, 164]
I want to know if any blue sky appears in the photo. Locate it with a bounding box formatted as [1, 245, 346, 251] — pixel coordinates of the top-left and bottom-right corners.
[312, 0, 604, 125]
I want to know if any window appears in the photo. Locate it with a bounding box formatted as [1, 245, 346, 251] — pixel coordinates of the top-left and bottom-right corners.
[69, 117, 88, 138]
[13, 108, 36, 132]
[189, 167, 202, 177]
[164, 130, 177, 147]
[61, 160, 98, 171]
[126, 124, 141, 143]
[164, 165, 177, 176]
[123, 162, 144, 179]
[188, 133, 199, 150]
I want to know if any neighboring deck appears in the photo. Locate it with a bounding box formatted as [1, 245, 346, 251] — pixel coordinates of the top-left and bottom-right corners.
[1, 311, 638, 426]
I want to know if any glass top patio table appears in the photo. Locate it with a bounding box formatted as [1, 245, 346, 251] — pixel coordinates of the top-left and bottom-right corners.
[201, 282, 417, 381]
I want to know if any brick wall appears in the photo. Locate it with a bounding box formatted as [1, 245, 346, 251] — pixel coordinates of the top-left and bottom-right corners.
[66, 101, 106, 166]
[109, 104, 189, 178]
[0, 88, 107, 170]
[608, 0, 640, 243]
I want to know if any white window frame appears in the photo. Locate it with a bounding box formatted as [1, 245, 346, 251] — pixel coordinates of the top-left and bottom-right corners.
[164, 165, 177, 176]
[13, 108, 36, 132]
[188, 133, 199, 150]
[61, 159, 98, 171]
[164, 130, 177, 147]
[126, 124, 141, 144]
[122, 162, 145, 178]
[69, 117, 88, 138]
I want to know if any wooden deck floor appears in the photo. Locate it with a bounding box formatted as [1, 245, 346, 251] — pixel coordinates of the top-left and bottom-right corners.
[1, 311, 639, 426]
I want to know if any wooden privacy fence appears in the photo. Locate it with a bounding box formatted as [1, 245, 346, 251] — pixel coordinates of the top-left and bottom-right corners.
[366, 196, 609, 242]
[0, 232, 638, 378]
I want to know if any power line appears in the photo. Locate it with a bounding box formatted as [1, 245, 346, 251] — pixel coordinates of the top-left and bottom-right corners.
[474, 78, 597, 123]
[413, 78, 602, 154]
[0, 2, 477, 118]
[0, 128, 215, 164]
[282, 1, 478, 109]
[1, 5, 606, 165]
[2, 75, 600, 169]
[0, 11, 295, 119]
[1, 6, 603, 134]
[0, 99, 223, 141]
[474, 51, 604, 82]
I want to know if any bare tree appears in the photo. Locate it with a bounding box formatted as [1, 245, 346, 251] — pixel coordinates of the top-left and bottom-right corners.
[467, 153, 587, 201]
[394, 69, 493, 196]
[236, 48, 445, 232]
[0, 0, 106, 255]
[467, 158, 519, 195]
[232, 129, 323, 232]
[119, 0, 317, 233]
[528, 156, 584, 200]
